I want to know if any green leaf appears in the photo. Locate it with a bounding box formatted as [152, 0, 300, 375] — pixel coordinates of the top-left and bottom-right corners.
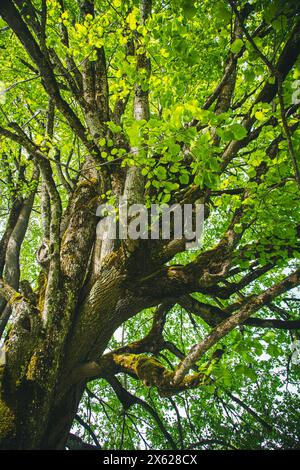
[230, 38, 243, 54]
[155, 166, 167, 180]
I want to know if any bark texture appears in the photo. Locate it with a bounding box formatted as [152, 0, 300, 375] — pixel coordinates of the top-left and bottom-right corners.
[0, 0, 299, 450]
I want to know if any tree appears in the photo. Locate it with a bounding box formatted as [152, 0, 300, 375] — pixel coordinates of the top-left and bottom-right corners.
[0, 0, 299, 450]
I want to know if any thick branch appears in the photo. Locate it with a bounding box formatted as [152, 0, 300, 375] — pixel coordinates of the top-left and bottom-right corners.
[173, 269, 300, 384]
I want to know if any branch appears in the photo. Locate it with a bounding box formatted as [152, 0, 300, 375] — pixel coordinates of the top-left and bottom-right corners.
[278, 78, 300, 190]
[0, 279, 18, 303]
[57, 0, 83, 91]
[173, 268, 300, 384]
[123, 0, 152, 208]
[225, 391, 274, 433]
[229, 1, 275, 74]
[107, 376, 177, 449]
[68, 303, 172, 385]
[0, 197, 23, 277]
[107, 352, 211, 397]
[188, 439, 237, 450]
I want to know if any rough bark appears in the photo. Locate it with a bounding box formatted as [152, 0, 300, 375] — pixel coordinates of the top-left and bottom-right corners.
[0, 0, 299, 450]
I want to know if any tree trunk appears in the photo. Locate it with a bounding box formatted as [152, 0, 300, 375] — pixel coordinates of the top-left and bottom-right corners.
[0, 242, 155, 450]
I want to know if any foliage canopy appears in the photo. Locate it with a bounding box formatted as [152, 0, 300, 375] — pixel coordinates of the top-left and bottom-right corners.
[0, 0, 299, 450]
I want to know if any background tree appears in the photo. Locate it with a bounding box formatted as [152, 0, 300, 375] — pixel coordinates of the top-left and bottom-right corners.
[0, 0, 299, 450]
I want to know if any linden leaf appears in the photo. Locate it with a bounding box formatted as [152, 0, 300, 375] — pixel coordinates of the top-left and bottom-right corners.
[230, 38, 243, 54]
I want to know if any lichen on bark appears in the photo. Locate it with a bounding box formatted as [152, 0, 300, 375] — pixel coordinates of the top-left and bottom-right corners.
[0, 399, 16, 441]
